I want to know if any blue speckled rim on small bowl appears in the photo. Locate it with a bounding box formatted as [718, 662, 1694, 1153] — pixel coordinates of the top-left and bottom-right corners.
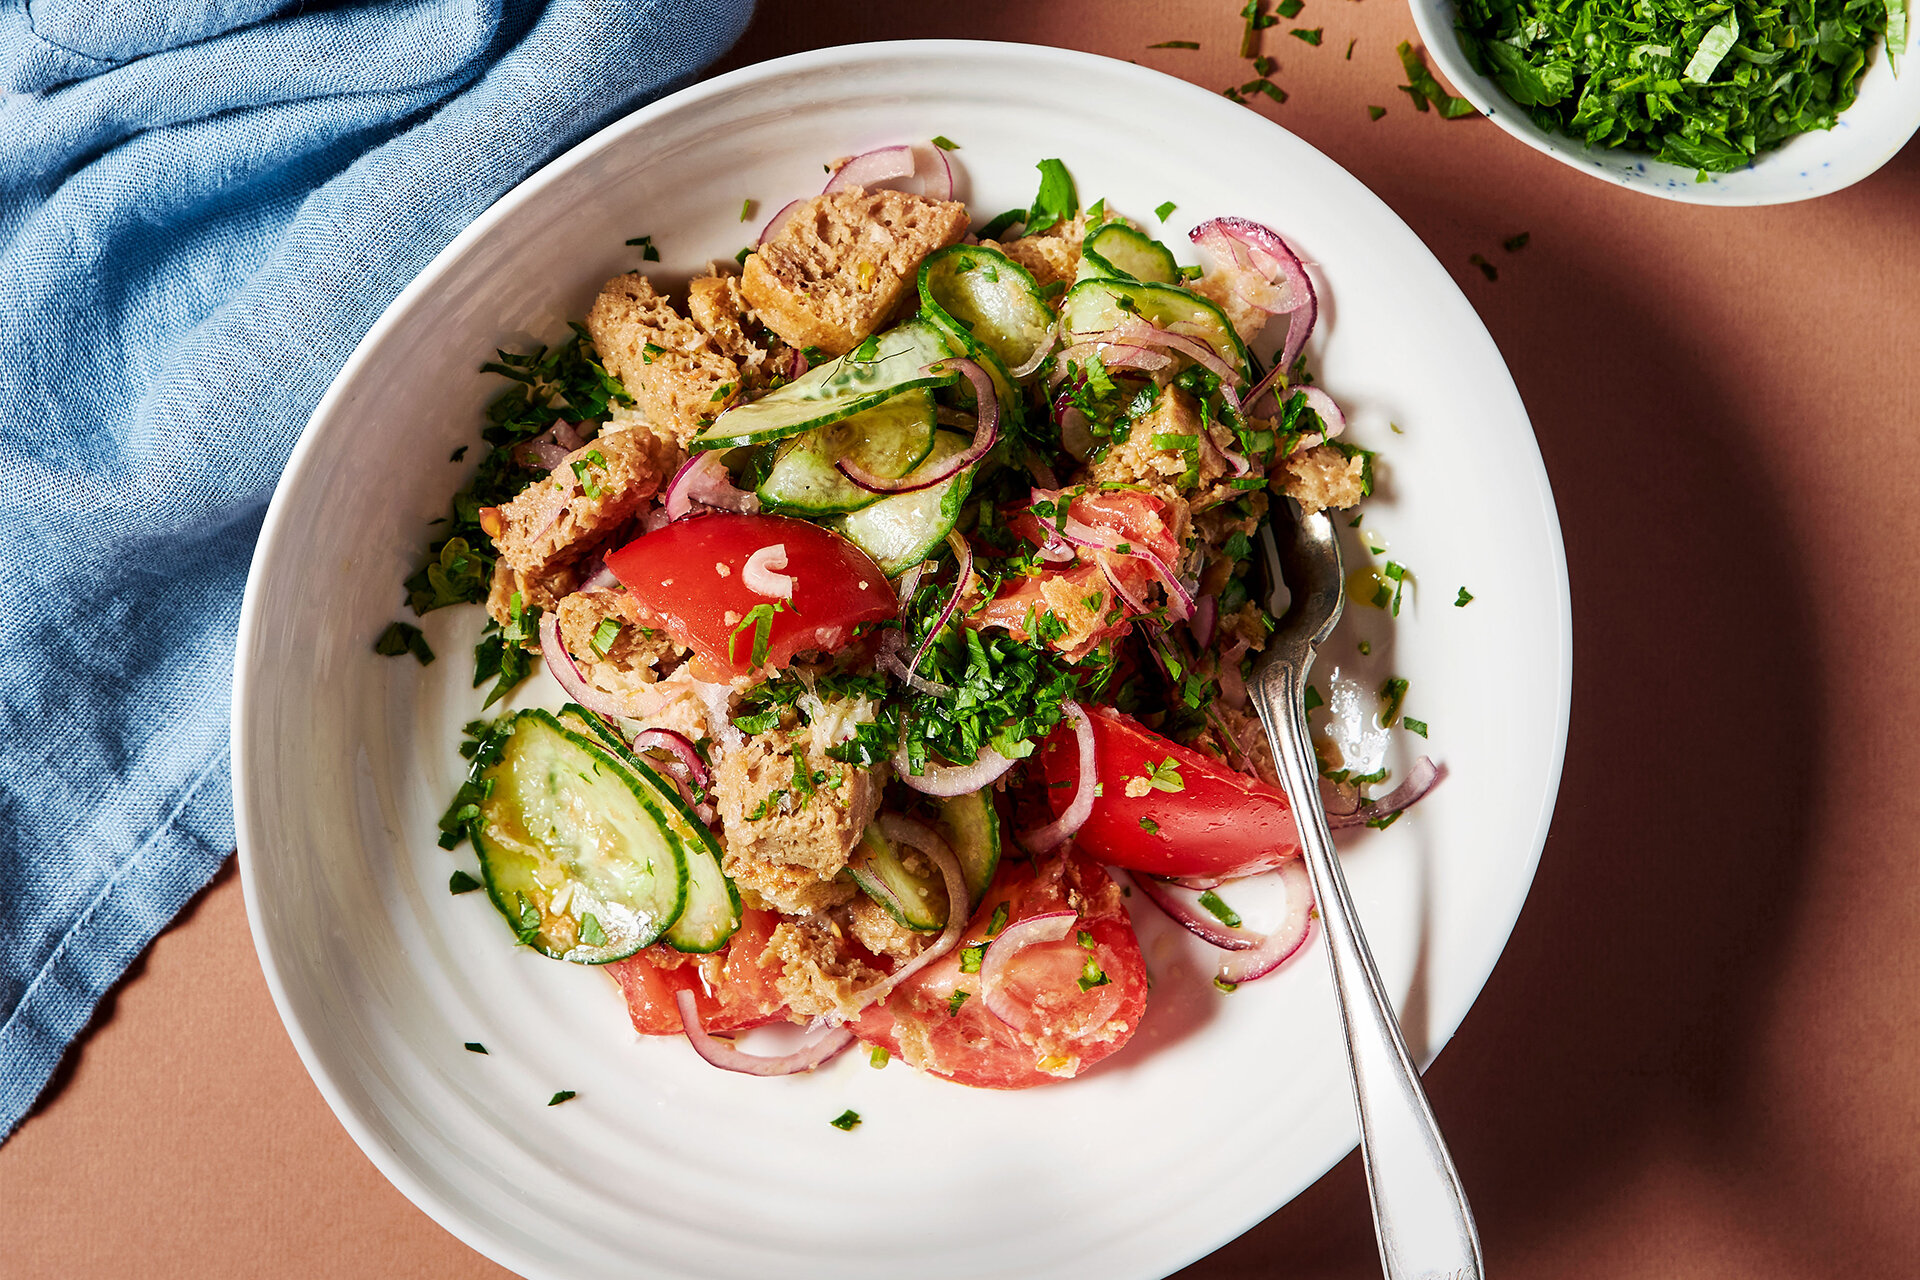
[1409, 0, 1920, 205]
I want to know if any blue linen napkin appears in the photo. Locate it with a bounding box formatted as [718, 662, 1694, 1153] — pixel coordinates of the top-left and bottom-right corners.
[0, 0, 754, 1141]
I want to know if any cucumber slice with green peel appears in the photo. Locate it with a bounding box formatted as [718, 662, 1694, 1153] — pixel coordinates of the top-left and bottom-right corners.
[1061, 279, 1250, 381]
[468, 709, 688, 964]
[919, 245, 1054, 376]
[560, 707, 741, 953]
[844, 822, 950, 932]
[922, 311, 1023, 431]
[755, 387, 938, 516]
[689, 320, 958, 451]
[932, 789, 1001, 909]
[1077, 224, 1181, 285]
[827, 430, 978, 575]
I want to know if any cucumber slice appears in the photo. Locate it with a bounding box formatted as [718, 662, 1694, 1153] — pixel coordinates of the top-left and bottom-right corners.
[1077, 224, 1181, 285]
[932, 789, 1001, 909]
[755, 387, 937, 516]
[844, 822, 949, 932]
[827, 430, 978, 575]
[921, 310, 1023, 432]
[689, 320, 957, 450]
[561, 707, 741, 953]
[469, 709, 688, 964]
[1061, 279, 1249, 381]
[919, 245, 1054, 376]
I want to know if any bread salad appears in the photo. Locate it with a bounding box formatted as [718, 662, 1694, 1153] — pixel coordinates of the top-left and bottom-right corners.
[399, 145, 1438, 1089]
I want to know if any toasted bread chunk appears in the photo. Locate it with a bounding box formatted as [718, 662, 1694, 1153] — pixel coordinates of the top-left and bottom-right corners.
[587, 273, 743, 444]
[983, 212, 1089, 292]
[1089, 387, 1229, 503]
[839, 895, 926, 963]
[485, 558, 578, 623]
[485, 424, 678, 592]
[551, 588, 688, 699]
[763, 917, 887, 1022]
[686, 273, 761, 363]
[715, 722, 887, 889]
[1277, 443, 1367, 515]
[741, 188, 969, 356]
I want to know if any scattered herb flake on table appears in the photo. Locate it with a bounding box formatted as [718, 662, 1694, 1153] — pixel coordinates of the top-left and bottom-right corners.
[1503, 231, 1531, 252]
[1150, 39, 1201, 48]
[1453, 0, 1900, 172]
[1397, 41, 1480, 117]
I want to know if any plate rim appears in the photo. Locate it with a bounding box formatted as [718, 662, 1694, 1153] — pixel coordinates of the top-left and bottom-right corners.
[232, 36, 1574, 1280]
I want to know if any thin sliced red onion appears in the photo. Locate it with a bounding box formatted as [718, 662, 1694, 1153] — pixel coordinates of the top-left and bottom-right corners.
[1060, 517, 1193, 620]
[1190, 217, 1318, 370]
[920, 143, 955, 201]
[907, 530, 972, 674]
[1294, 385, 1347, 440]
[1326, 757, 1444, 829]
[578, 563, 619, 591]
[664, 450, 758, 521]
[839, 825, 970, 1016]
[1087, 315, 1242, 386]
[1020, 702, 1093, 853]
[631, 728, 709, 791]
[979, 911, 1078, 1029]
[1005, 320, 1059, 379]
[1051, 340, 1173, 380]
[537, 611, 663, 721]
[1243, 363, 1287, 418]
[892, 740, 1016, 796]
[838, 358, 998, 493]
[1130, 874, 1262, 951]
[877, 636, 954, 697]
[1097, 553, 1150, 616]
[895, 562, 926, 606]
[823, 143, 953, 200]
[1217, 859, 1315, 983]
[741, 543, 794, 600]
[675, 990, 855, 1076]
[1190, 594, 1218, 648]
[757, 198, 801, 247]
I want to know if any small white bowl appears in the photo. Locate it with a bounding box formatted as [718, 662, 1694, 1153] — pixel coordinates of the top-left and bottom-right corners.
[1411, 0, 1920, 204]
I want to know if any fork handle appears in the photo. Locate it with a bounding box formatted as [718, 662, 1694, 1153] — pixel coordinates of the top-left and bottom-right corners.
[1256, 660, 1484, 1280]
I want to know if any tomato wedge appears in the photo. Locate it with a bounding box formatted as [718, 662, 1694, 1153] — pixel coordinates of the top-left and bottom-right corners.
[606, 908, 789, 1035]
[851, 849, 1147, 1088]
[606, 513, 896, 680]
[1039, 705, 1300, 879]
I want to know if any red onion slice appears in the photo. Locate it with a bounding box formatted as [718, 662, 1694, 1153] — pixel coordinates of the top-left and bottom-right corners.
[742, 543, 794, 600]
[822, 143, 952, 200]
[877, 638, 955, 697]
[839, 822, 971, 1015]
[1090, 315, 1243, 386]
[664, 450, 759, 521]
[978, 910, 1125, 1034]
[1019, 702, 1093, 853]
[1051, 340, 1174, 380]
[894, 561, 926, 607]
[906, 530, 972, 674]
[837, 359, 997, 494]
[631, 728, 709, 791]
[1217, 859, 1315, 983]
[757, 198, 800, 247]
[1190, 217, 1318, 370]
[1130, 873, 1261, 950]
[1190, 593, 1218, 648]
[1097, 553, 1150, 616]
[892, 740, 1016, 796]
[675, 990, 855, 1076]
[1060, 517, 1193, 620]
[1005, 320, 1059, 379]
[1326, 757, 1444, 829]
[537, 611, 664, 721]
[1294, 385, 1347, 440]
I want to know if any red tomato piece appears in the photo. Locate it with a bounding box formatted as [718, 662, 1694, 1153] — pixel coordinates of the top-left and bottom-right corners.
[1040, 705, 1300, 879]
[851, 849, 1148, 1089]
[606, 513, 896, 680]
[606, 908, 789, 1035]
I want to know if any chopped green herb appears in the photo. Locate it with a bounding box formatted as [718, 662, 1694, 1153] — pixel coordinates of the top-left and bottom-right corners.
[1358, 639, 1372, 656]
[511, 893, 542, 946]
[869, 1045, 890, 1068]
[578, 913, 608, 947]
[1346, 37, 1356, 59]
[1144, 757, 1186, 792]
[1455, 587, 1474, 607]
[1403, 716, 1430, 738]
[1290, 27, 1324, 45]
[448, 870, 483, 895]
[1379, 676, 1410, 727]
[1396, 41, 1478, 118]
[932, 135, 958, 150]
[1242, 0, 1283, 57]
[1365, 810, 1405, 830]
[1383, 560, 1409, 616]
[988, 901, 1010, 937]
[1503, 232, 1531, 252]
[1076, 932, 1111, 991]
[1138, 816, 1162, 834]
[1155, 199, 1178, 220]
[1024, 159, 1079, 235]
[960, 944, 985, 974]
[625, 234, 660, 261]
[547, 1090, 576, 1106]
[464, 1042, 488, 1054]
[589, 616, 622, 658]
[1277, 0, 1304, 16]
[449, 445, 468, 462]
[375, 621, 434, 666]
[1304, 684, 1324, 712]
[728, 601, 784, 671]
[830, 1109, 862, 1130]
[979, 207, 1027, 239]
[1248, 77, 1288, 102]
[1198, 890, 1244, 929]
[1470, 253, 1498, 282]
[1214, 976, 1239, 993]
[738, 198, 754, 222]
[1254, 55, 1278, 75]
[1150, 39, 1201, 49]
[735, 246, 752, 267]
[947, 989, 971, 1016]
[1368, 105, 1388, 121]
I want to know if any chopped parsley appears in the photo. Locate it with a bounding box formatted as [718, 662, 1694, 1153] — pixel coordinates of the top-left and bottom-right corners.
[1470, 253, 1498, 282]
[1383, 560, 1410, 615]
[1214, 976, 1240, 993]
[1143, 757, 1186, 792]
[1455, 587, 1475, 607]
[1241, 0, 1281, 56]
[1155, 199, 1178, 220]
[1503, 231, 1531, 252]
[448, 870, 483, 895]
[374, 621, 434, 665]
[547, 1090, 576, 1106]
[1403, 716, 1430, 738]
[728, 601, 784, 671]
[988, 902, 1010, 937]
[1198, 890, 1243, 928]
[1277, 0, 1305, 15]
[589, 616, 622, 657]
[449, 445, 468, 462]
[932, 135, 959, 150]
[464, 1042, 488, 1054]
[1150, 39, 1201, 48]
[869, 1046, 890, 1068]
[830, 1109, 862, 1130]
[511, 893, 542, 946]
[1024, 158, 1079, 235]
[1076, 930, 1110, 991]
[1369, 105, 1389, 121]
[1304, 684, 1324, 712]
[1379, 676, 1410, 727]
[578, 912, 608, 947]
[1396, 41, 1478, 118]
[1138, 816, 1162, 835]
[947, 989, 971, 1016]
[959, 944, 985, 974]
[625, 234, 660, 261]
[1290, 26, 1324, 44]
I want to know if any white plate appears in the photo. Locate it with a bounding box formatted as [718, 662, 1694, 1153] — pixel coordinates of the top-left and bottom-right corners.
[1412, 0, 1920, 205]
[233, 40, 1571, 1280]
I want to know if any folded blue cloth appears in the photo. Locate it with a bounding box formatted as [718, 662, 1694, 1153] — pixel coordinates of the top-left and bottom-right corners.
[0, 0, 753, 1140]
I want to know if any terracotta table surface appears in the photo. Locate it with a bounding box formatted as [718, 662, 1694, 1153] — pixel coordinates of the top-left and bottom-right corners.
[8, 2, 1920, 1277]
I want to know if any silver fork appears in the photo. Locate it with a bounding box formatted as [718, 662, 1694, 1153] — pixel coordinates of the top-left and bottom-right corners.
[1248, 512, 1484, 1280]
